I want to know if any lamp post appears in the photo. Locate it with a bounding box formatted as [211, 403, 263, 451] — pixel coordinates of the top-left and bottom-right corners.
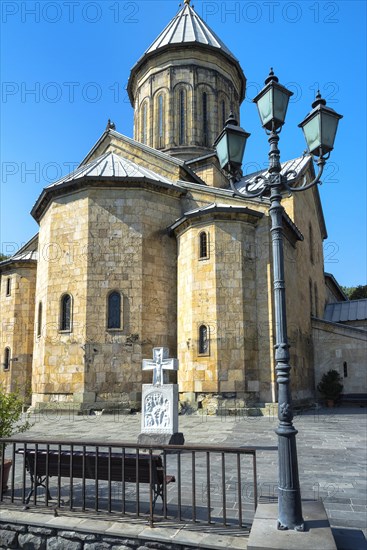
[214, 68, 342, 531]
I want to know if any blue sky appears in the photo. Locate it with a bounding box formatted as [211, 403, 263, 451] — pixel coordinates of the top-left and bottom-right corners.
[1, 0, 366, 287]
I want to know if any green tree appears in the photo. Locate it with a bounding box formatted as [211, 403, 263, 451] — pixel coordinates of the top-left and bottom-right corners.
[349, 285, 367, 300]
[0, 253, 8, 262]
[342, 285, 367, 300]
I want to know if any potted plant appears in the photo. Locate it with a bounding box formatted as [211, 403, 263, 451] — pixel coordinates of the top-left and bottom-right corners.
[0, 386, 33, 491]
[317, 369, 344, 407]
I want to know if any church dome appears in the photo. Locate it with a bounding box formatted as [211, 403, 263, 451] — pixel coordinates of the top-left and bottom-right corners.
[127, 0, 246, 160]
[144, 0, 240, 65]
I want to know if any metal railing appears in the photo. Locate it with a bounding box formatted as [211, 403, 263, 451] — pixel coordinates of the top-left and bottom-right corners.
[0, 438, 257, 529]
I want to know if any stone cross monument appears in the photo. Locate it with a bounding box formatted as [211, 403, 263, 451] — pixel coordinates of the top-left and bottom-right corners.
[142, 347, 178, 387]
[138, 347, 184, 446]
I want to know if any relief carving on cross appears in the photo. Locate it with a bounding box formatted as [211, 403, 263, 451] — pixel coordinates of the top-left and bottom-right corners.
[142, 347, 178, 386]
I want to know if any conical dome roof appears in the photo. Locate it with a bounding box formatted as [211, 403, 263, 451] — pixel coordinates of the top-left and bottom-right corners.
[145, 0, 238, 61]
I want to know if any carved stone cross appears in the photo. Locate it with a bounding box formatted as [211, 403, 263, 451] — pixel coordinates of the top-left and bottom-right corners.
[142, 347, 178, 386]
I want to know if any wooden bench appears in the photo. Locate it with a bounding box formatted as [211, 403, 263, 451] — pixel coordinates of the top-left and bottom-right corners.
[338, 393, 367, 407]
[17, 448, 175, 511]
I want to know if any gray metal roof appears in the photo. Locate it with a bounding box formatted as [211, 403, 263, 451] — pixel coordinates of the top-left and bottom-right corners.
[169, 202, 263, 232]
[46, 151, 177, 189]
[145, 1, 238, 61]
[235, 156, 311, 196]
[324, 300, 367, 323]
[183, 202, 263, 218]
[0, 234, 38, 269]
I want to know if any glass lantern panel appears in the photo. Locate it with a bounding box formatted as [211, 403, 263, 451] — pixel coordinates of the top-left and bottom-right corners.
[257, 89, 273, 127]
[273, 88, 290, 125]
[215, 134, 229, 169]
[303, 115, 321, 155]
[228, 131, 247, 166]
[320, 112, 339, 151]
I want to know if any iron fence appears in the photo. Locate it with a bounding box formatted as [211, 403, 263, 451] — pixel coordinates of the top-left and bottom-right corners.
[0, 438, 258, 529]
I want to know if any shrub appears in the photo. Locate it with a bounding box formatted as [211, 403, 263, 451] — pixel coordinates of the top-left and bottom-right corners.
[317, 369, 343, 401]
[0, 386, 33, 442]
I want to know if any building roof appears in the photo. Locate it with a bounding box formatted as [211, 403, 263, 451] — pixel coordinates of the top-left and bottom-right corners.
[324, 272, 348, 301]
[0, 234, 38, 270]
[235, 156, 312, 196]
[168, 202, 263, 233]
[145, 1, 238, 61]
[32, 151, 184, 222]
[324, 300, 367, 323]
[79, 129, 205, 185]
[46, 151, 177, 189]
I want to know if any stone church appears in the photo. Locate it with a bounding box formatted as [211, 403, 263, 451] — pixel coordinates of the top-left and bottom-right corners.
[1, 0, 365, 413]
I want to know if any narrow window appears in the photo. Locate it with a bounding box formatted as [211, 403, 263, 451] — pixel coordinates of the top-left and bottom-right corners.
[314, 283, 318, 317]
[221, 100, 226, 130]
[141, 103, 147, 144]
[309, 223, 314, 265]
[158, 94, 164, 147]
[108, 291, 122, 329]
[199, 232, 208, 259]
[6, 277, 11, 296]
[3, 347, 10, 371]
[179, 89, 186, 145]
[343, 361, 348, 377]
[203, 92, 208, 146]
[199, 325, 209, 355]
[309, 279, 314, 316]
[37, 302, 42, 338]
[60, 294, 72, 331]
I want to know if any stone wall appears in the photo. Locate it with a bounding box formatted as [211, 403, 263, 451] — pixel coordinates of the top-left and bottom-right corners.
[31, 184, 181, 411]
[0, 264, 36, 398]
[313, 318, 367, 394]
[0, 522, 194, 550]
[281, 185, 327, 402]
[31, 192, 89, 408]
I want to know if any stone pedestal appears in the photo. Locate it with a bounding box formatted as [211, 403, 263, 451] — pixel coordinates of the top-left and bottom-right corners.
[138, 383, 184, 446]
[248, 501, 337, 550]
[137, 432, 185, 446]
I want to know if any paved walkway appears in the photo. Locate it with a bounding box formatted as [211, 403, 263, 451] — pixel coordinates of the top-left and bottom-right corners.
[2, 406, 367, 549]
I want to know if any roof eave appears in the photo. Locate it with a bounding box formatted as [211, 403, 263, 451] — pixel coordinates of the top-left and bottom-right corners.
[31, 176, 186, 222]
[168, 205, 263, 234]
[0, 258, 37, 271]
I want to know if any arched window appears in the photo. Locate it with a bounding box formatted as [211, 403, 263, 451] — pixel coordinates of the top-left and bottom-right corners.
[199, 232, 209, 259]
[221, 100, 226, 130]
[202, 92, 208, 146]
[37, 302, 42, 338]
[158, 94, 164, 147]
[3, 347, 11, 371]
[6, 277, 11, 296]
[107, 291, 122, 330]
[60, 294, 72, 331]
[199, 325, 209, 355]
[141, 102, 148, 144]
[179, 89, 186, 145]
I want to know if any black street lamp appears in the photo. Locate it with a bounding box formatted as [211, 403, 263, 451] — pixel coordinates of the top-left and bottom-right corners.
[214, 68, 342, 532]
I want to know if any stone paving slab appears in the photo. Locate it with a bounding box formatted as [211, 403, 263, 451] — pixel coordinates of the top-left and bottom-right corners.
[1, 406, 366, 549]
